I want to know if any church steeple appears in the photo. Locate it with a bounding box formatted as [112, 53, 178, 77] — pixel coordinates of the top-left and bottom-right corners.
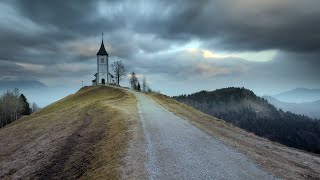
[97, 33, 109, 56]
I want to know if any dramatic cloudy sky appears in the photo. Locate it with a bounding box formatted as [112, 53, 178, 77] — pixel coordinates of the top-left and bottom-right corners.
[1, 0, 320, 96]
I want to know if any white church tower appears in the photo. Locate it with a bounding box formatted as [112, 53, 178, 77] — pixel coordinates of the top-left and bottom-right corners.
[96, 36, 109, 84]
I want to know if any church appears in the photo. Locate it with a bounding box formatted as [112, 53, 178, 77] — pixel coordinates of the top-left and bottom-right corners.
[92, 37, 115, 85]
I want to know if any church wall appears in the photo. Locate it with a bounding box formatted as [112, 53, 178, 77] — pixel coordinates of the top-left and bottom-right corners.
[97, 55, 109, 84]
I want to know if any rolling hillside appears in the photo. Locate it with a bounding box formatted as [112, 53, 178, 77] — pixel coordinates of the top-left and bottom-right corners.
[173, 88, 320, 154]
[0, 86, 144, 179]
[1, 86, 319, 179]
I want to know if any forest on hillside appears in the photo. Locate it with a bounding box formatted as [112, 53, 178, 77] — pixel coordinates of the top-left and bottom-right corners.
[173, 87, 320, 154]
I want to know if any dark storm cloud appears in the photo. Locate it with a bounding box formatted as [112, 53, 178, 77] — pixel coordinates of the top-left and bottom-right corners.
[271, 51, 320, 81]
[148, 0, 320, 52]
[15, 0, 114, 36]
[0, 0, 319, 92]
[0, 0, 124, 64]
[3, 0, 320, 63]
[0, 60, 23, 80]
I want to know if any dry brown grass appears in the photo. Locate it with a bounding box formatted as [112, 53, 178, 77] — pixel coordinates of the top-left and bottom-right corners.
[0, 86, 144, 179]
[149, 92, 320, 180]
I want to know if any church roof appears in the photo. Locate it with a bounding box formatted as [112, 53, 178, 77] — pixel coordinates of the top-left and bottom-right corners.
[97, 39, 109, 56]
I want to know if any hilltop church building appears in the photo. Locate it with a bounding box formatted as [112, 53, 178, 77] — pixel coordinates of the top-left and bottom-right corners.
[92, 37, 114, 85]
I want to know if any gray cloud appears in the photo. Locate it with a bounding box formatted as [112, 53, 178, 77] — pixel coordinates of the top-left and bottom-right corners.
[0, 0, 319, 95]
[156, 0, 320, 52]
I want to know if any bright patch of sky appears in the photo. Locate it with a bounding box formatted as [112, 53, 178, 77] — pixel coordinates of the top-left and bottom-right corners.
[170, 39, 277, 62]
[185, 48, 277, 62]
[231, 50, 278, 62]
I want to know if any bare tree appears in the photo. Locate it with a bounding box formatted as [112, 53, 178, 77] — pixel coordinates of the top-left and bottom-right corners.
[142, 76, 147, 92]
[0, 89, 23, 128]
[31, 102, 40, 113]
[112, 60, 126, 85]
[129, 72, 138, 90]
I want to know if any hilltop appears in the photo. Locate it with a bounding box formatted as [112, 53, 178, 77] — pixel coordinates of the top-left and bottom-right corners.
[0, 86, 144, 179]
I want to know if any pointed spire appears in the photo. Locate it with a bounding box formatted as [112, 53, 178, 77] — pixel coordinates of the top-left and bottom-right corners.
[97, 32, 108, 56]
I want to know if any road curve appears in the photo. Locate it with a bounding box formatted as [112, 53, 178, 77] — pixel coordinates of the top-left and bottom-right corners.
[134, 92, 276, 180]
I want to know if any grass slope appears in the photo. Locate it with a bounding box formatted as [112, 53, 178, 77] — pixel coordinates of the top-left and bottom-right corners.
[0, 86, 143, 179]
[149, 93, 320, 180]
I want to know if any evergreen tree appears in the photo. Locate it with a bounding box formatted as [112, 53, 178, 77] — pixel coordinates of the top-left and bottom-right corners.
[19, 94, 31, 115]
[137, 82, 141, 91]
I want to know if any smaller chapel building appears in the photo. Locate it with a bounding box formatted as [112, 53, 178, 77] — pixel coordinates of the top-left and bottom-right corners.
[92, 37, 114, 85]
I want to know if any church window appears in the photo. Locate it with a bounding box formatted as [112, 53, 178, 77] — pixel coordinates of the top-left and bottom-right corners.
[101, 58, 104, 63]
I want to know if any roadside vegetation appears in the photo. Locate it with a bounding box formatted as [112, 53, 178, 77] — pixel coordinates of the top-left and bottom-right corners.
[128, 72, 153, 93]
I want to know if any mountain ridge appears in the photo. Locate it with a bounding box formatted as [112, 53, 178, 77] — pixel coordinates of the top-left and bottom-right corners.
[173, 87, 320, 154]
[0, 80, 48, 90]
[272, 88, 320, 103]
[263, 95, 320, 119]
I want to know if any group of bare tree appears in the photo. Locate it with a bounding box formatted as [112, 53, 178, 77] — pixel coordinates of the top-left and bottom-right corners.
[111, 60, 152, 92]
[129, 72, 152, 92]
[111, 61, 153, 93]
[0, 88, 39, 128]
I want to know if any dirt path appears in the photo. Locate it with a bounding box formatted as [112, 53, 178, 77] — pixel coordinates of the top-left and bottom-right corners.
[134, 92, 276, 180]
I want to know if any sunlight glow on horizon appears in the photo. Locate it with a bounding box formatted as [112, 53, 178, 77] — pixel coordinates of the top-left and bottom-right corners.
[185, 47, 277, 62]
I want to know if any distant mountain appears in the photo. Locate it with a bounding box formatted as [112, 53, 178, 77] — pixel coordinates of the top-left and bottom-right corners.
[0, 80, 77, 107]
[173, 87, 320, 154]
[273, 88, 320, 103]
[264, 96, 320, 119]
[0, 80, 48, 91]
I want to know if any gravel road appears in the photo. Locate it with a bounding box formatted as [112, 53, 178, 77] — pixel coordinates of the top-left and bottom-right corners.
[134, 92, 276, 180]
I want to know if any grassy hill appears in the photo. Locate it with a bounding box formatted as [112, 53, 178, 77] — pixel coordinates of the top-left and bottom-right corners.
[0, 86, 144, 179]
[1, 86, 319, 179]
